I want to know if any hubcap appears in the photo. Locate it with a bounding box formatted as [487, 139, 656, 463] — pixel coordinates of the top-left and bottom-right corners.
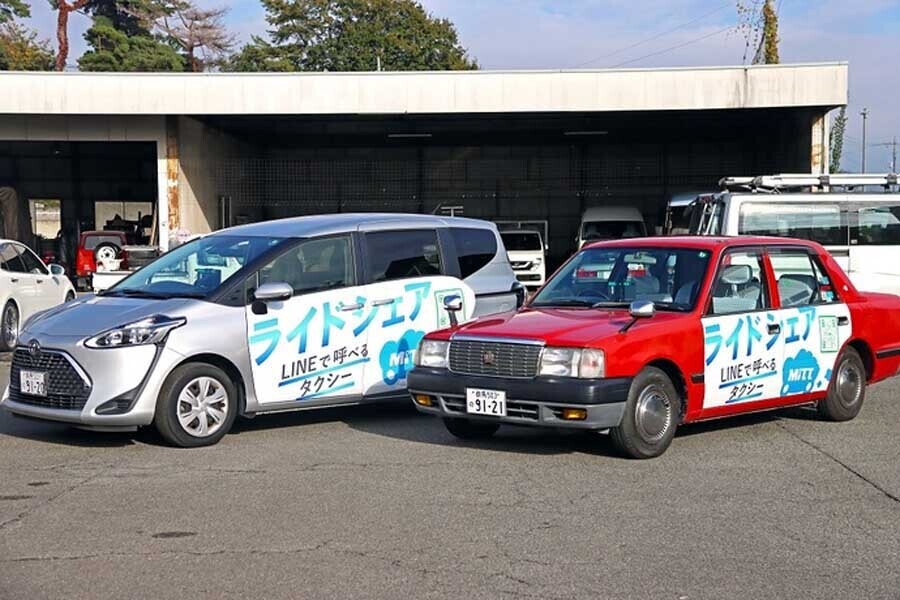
[96, 246, 117, 261]
[3, 305, 18, 348]
[837, 360, 863, 407]
[635, 385, 672, 443]
[177, 377, 229, 438]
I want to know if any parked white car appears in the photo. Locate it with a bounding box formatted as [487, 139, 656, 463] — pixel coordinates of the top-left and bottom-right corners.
[500, 229, 547, 290]
[577, 206, 647, 249]
[1, 239, 76, 351]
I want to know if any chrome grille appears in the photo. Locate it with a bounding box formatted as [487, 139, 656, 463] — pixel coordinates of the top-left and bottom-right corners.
[448, 338, 541, 379]
[9, 348, 91, 411]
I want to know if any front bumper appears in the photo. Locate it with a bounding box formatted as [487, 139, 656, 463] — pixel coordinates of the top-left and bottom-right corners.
[408, 367, 631, 430]
[1, 338, 184, 430]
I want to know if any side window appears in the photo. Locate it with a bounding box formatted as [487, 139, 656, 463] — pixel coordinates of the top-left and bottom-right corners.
[15, 244, 48, 275]
[709, 250, 769, 315]
[259, 235, 354, 296]
[738, 202, 847, 246]
[0, 243, 26, 273]
[853, 203, 900, 245]
[365, 230, 442, 283]
[450, 227, 497, 278]
[770, 249, 836, 307]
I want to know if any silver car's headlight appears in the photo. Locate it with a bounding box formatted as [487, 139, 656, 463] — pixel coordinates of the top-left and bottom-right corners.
[539, 347, 605, 378]
[85, 315, 186, 349]
[416, 339, 450, 368]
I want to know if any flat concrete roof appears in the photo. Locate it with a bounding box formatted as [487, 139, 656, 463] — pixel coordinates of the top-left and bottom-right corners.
[0, 62, 847, 116]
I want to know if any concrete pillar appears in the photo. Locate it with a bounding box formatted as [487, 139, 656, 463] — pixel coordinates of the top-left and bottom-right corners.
[811, 111, 829, 175]
[164, 115, 180, 248]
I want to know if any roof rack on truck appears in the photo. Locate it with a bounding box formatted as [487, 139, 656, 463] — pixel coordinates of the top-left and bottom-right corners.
[718, 173, 900, 192]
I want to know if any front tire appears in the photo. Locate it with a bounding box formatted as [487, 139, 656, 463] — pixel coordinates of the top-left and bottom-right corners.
[1, 302, 19, 352]
[443, 417, 500, 440]
[154, 363, 237, 447]
[610, 366, 681, 459]
[817, 347, 866, 422]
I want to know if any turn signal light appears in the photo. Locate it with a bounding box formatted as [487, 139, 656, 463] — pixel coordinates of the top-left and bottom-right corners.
[561, 408, 587, 421]
[414, 394, 434, 407]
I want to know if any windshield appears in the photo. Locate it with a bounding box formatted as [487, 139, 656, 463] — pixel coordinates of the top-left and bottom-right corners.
[581, 220, 646, 242]
[688, 198, 724, 235]
[530, 246, 711, 311]
[501, 231, 542, 251]
[105, 235, 285, 299]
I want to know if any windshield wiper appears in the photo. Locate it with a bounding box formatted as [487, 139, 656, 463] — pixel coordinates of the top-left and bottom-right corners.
[590, 301, 629, 309]
[531, 298, 595, 308]
[114, 289, 207, 300]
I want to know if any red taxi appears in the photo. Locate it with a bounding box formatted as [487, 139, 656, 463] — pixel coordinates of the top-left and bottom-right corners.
[408, 237, 900, 458]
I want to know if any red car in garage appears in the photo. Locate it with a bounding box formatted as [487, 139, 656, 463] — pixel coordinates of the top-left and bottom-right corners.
[409, 236, 900, 458]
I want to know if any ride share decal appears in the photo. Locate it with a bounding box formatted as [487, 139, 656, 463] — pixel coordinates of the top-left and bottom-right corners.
[701, 304, 851, 409]
[246, 276, 475, 405]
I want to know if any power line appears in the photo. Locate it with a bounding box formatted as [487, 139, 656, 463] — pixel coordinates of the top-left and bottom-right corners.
[571, 2, 732, 68]
[610, 24, 737, 68]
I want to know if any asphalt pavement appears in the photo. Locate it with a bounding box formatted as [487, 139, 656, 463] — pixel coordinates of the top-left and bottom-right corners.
[1, 359, 899, 600]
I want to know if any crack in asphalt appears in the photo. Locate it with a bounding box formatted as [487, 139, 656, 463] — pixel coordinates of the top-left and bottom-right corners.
[777, 421, 900, 505]
[0, 470, 103, 532]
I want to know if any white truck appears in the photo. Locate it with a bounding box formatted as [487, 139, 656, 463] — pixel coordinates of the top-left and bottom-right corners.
[688, 173, 900, 296]
[577, 206, 647, 249]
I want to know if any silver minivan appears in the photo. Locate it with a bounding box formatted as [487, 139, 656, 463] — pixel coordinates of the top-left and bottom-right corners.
[2, 214, 522, 446]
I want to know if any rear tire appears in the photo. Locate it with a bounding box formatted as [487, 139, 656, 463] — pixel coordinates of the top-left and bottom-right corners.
[1, 302, 19, 352]
[817, 347, 865, 422]
[154, 363, 237, 448]
[64, 291, 76, 302]
[610, 366, 681, 459]
[443, 417, 500, 440]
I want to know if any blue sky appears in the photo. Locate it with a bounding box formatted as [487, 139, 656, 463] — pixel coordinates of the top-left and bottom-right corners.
[24, 0, 900, 171]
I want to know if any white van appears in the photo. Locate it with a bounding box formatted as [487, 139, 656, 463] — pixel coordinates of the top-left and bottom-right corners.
[500, 229, 547, 290]
[688, 174, 900, 295]
[577, 206, 647, 249]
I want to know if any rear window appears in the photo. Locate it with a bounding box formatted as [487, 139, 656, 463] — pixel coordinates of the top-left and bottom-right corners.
[582, 220, 646, 242]
[450, 227, 497, 278]
[365, 230, 442, 283]
[501, 231, 542, 251]
[83, 234, 124, 250]
[738, 203, 847, 246]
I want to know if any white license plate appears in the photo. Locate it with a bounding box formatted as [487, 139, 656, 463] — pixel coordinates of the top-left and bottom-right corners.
[20, 370, 47, 397]
[466, 388, 506, 417]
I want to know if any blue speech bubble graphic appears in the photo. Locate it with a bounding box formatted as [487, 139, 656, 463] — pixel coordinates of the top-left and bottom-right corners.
[379, 329, 425, 385]
[781, 349, 820, 395]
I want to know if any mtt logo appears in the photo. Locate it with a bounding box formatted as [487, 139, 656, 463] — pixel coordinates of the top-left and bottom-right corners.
[781, 349, 820, 395]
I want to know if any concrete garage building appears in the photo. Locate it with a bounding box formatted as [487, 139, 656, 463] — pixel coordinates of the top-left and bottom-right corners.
[0, 62, 846, 268]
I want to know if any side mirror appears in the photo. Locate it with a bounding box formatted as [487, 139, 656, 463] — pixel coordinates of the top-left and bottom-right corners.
[629, 300, 656, 319]
[255, 282, 293, 302]
[48, 264, 65, 276]
[252, 282, 293, 315]
[620, 300, 655, 333]
[443, 295, 462, 327]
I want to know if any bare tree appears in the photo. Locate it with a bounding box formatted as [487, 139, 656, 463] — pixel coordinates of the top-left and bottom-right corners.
[136, 1, 234, 71]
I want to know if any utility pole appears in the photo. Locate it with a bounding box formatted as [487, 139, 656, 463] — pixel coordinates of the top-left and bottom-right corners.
[872, 137, 898, 173]
[860, 108, 869, 172]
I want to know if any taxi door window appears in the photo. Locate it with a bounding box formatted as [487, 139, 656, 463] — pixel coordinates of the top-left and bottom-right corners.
[709, 250, 770, 315]
[769, 249, 837, 307]
[259, 235, 355, 296]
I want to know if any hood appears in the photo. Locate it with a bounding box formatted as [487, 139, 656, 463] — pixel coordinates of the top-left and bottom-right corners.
[23, 295, 195, 338]
[452, 306, 690, 347]
[507, 249, 543, 259]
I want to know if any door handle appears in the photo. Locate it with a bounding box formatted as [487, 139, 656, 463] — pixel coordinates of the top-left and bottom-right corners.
[372, 298, 396, 307]
[35, 279, 44, 284]
[338, 302, 364, 312]
[767, 324, 781, 334]
[10, 278, 18, 283]
[838, 316, 849, 326]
